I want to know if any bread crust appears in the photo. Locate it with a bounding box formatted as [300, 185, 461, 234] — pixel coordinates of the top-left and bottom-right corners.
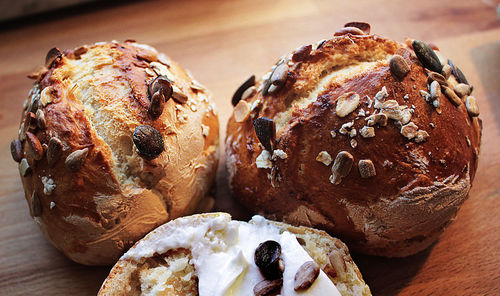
[225, 33, 481, 257]
[16, 42, 219, 265]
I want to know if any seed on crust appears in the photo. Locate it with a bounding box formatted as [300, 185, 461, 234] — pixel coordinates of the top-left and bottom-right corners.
[336, 92, 360, 118]
[148, 89, 166, 118]
[448, 59, 469, 85]
[329, 250, 347, 280]
[35, 109, 46, 130]
[454, 83, 471, 98]
[255, 240, 283, 279]
[415, 130, 430, 143]
[412, 40, 443, 73]
[231, 75, 256, 106]
[65, 148, 89, 171]
[269, 63, 289, 93]
[292, 44, 312, 62]
[31, 191, 42, 217]
[344, 22, 371, 34]
[358, 159, 376, 178]
[330, 151, 354, 185]
[465, 96, 479, 117]
[19, 158, 31, 177]
[26, 131, 43, 161]
[10, 139, 23, 162]
[427, 71, 448, 86]
[334, 27, 365, 36]
[254, 278, 283, 296]
[26, 112, 37, 131]
[253, 117, 275, 152]
[389, 55, 410, 80]
[133, 125, 165, 160]
[441, 64, 452, 79]
[234, 100, 251, 123]
[443, 86, 462, 106]
[294, 261, 320, 291]
[47, 137, 63, 167]
[365, 113, 387, 127]
[400, 122, 418, 140]
[316, 151, 333, 166]
[429, 80, 441, 100]
[45, 47, 62, 68]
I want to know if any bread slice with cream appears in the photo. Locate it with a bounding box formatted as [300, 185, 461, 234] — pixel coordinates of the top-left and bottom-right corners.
[99, 213, 371, 295]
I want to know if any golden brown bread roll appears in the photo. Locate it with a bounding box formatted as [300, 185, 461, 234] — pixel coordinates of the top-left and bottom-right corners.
[11, 41, 219, 265]
[99, 213, 371, 295]
[225, 23, 482, 257]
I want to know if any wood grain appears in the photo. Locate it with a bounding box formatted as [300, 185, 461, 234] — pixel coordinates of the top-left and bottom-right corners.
[0, 0, 499, 295]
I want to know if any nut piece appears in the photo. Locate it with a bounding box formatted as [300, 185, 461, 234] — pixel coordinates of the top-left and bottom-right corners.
[441, 64, 452, 79]
[10, 139, 23, 162]
[330, 151, 354, 185]
[389, 55, 410, 80]
[329, 250, 347, 280]
[334, 27, 365, 36]
[19, 158, 31, 176]
[358, 159, 376, 178]
[427, 71, 447, 86]
[443, 86, 462, 106]
[133, 125, 165, 159]
[294, 261, 320, 291]
[316, 151, 333, 166]
[292, 44, 312, 62]
[231, 75, 256, 106]
[172, 85, 188, 104]
[31, 191, 42, 217]
[65, 148, 89, 171]
[254, 240, 283, 279]
[412, 40, 443, 73]
[241, 86, 257, 101]
[401, 122, 418, 140]
[359, 126, 375, 138]
[344, 21, 371, 34]
[454, 83, 471, 98]
[47, 137, 63, 167]
[234, 100, 251, 123]
[336, 92, 360, 118]
[365, 113, 388, 127]
[26, 131, 43, 161]
[254, 279, 283, 296]
[45, 47, 62, 68]
[253, 117, 276, 152]
[148, 91, 165, 118]
[415, 130, 430, 143]
[465, 96, 479, 117]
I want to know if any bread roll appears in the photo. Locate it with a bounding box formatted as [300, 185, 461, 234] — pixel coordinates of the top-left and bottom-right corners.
[225, 23, 481, 257]
[11, 41, 219, 265]
[99, 213, 371, 296]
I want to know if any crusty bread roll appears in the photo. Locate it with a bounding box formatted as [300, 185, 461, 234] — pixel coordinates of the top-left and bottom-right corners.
[11, 41, 219, 265]
[225, 23, 482, 257]
[99, 213, 371, 296]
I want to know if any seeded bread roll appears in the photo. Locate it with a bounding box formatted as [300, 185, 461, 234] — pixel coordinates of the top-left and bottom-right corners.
[11, 41, 219, 265]
[99, 213, 371, 296]
[225, 23, 482, 257]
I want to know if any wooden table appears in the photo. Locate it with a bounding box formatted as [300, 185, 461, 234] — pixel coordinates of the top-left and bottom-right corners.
[1, 0, 499, 294]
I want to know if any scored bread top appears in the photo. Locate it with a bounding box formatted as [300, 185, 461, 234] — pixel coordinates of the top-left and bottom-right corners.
[226, 30, 481, 257]
[16, 41, 219, 265]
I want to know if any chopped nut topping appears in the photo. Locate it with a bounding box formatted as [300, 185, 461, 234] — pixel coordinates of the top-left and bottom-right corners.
[415, 130, 430, 143]
[441, 64, 452, 79]
[401, 122, 418, 139]
[350, 139, 358, 148]
[359, 126, 375, 138]
[330, 130, 336, 138]
[339, 121, 354, 135]
[256, 150, 272, 169]
[365, 113, 387, 127]
[19, 158, 31, 177]
[241, 86, 257, 101]
[40, 86, 54, 106]
[41, 176, 56, 195]
[454, 83, 471, 98]
[443, 86, 462, 106]
[330, 151, 354, 185]
[272, 149, 287, 160]
[373, 86, 388, 109]
[381, 100, 402, 121]
[358, 159, 376, 178]
[316, 151, 333, 166]
[336, 92, 360, 117]
[465, 96, 479, 117]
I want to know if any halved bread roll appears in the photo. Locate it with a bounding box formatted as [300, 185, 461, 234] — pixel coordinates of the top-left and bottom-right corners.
[99, 213, 371, 295]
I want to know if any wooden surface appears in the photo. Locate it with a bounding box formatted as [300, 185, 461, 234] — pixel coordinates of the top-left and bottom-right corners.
[1, 0, 499, 295]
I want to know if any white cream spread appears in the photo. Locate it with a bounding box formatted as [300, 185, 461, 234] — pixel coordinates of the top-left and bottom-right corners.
[123, 214, 340, 296]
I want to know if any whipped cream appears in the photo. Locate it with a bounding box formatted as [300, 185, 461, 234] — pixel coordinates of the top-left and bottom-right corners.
[123, 214, 340, 296]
